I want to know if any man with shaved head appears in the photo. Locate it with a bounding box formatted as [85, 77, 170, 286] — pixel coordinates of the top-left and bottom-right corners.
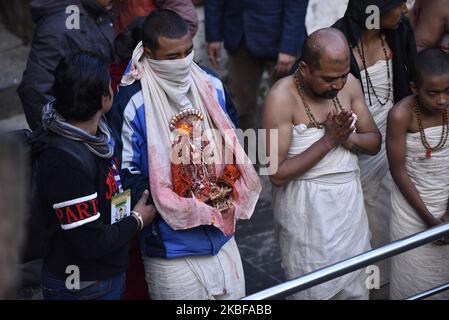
[263, 28, 381, 300]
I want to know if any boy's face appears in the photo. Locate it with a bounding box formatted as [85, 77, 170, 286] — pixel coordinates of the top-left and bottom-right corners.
[414, 74, 449, 114]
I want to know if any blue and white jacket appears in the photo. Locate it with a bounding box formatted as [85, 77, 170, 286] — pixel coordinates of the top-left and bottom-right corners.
[108, 66, 240, 259]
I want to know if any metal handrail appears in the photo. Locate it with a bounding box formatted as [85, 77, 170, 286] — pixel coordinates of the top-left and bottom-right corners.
[242, 223, 449, 300]
[406, 282, 449, 300]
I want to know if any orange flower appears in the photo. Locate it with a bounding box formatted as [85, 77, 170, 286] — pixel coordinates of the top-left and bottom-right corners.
[178, 123, 191, 135]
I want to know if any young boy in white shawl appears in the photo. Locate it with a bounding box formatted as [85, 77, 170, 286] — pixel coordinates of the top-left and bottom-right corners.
[263, 28, 381, 300]
[387, 48, 449, 300]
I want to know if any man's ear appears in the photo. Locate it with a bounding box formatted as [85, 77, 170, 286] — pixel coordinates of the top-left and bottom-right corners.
[101, 83, 113, 112]
[410, 81, 418, 96]
[144, 48, 154, 59]
[299, 61, 310, 77]
[101, 92, 112, 111]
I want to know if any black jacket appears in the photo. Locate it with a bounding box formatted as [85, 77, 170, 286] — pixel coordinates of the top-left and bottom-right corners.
[34, 130, 138, 281]
[205, 0, 308, 60]
[18, 0, 115, 130]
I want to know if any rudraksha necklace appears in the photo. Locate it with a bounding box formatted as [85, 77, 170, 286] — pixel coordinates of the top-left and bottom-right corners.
[355, 35, 392, 107]
[414, 100, 449, 159]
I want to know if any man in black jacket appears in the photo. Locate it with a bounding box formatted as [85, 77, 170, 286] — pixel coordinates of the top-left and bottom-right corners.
[18, 0, 116, 130]
[37, 51, 155, 300]
[205, 0, 309, 132]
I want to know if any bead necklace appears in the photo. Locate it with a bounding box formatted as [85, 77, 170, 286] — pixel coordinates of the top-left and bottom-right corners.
[355, 35, 392, 107]
[294, 68, 344, 129]
[414, 100, 449, 159]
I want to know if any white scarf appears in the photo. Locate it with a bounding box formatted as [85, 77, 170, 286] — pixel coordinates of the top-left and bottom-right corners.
[147, 52, 194, 110]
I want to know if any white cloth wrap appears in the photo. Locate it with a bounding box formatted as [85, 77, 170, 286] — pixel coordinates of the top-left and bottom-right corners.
[142, 237, 245, 300]
[390, 127, 449, 300]
[273, 125, 371, 300]
[358, 59, 394, 285]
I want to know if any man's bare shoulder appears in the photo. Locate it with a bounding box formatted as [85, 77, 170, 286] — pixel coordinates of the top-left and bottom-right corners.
[345, 73, 361, 90]
[263, 76, 296, 121]
[437, 0, 449, 14]
[424, 0, 449, 17]
[341, 73, 364, 100]
[441, 0, 449, 22]
[388, 96, 414, 125]
[267, 76, 297, 103]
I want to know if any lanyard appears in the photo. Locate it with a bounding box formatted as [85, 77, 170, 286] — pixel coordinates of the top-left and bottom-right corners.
[111, 159, 124, 194]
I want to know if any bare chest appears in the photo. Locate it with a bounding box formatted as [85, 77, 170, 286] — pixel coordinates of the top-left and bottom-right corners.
[352, 38, 392, 71]
[408, 110, 447, 134]
[292, 94, 353, 128]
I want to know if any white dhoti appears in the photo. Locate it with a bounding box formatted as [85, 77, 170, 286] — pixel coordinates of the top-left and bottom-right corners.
[390, 127, 449, 300]
[142, 237, 245, 300]
[359, 59, 394, 286]
[273, 125, 371, 300]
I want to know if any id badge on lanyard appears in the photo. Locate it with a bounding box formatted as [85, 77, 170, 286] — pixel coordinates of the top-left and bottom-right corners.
[110, 160, 131, 224]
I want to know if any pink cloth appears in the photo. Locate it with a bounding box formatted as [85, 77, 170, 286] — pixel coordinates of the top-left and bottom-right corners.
[114, 0, 157, 33]
[148, 68, 261, 236]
